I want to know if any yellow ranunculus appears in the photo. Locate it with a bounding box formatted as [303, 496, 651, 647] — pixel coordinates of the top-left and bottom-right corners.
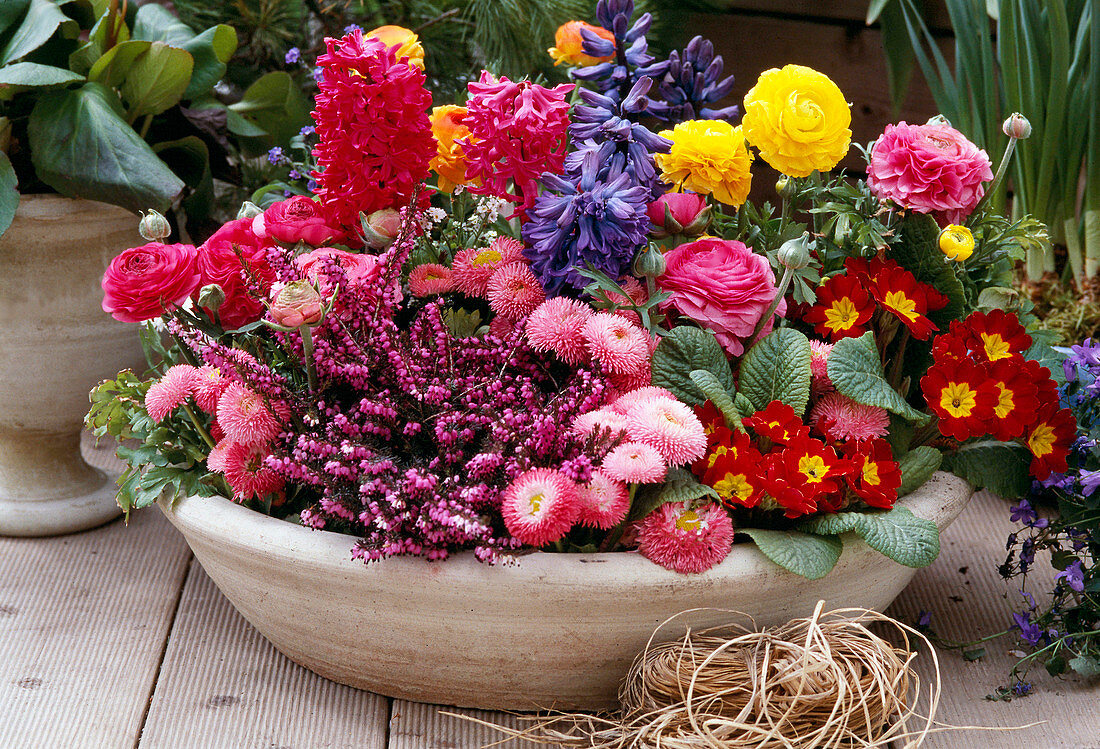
[938, 224, 974, 261]
[742, 65, 852, 178]
[366, 25, 425, 70]
[429, 105, 474, 193]
[654, 120, 753, 207]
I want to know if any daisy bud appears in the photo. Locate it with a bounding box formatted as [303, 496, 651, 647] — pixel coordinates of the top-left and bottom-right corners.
[938, 224, 974, 262]
[196, 283, 226, 314]
[778, 232, 812, 270]
[1002, 113, 1032, 140]
[138, 210, 171, 241]
[236, 201, 264, 220]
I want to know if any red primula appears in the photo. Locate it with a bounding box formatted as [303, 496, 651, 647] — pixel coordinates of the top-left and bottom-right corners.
[1023, 403, 1077, 480]
[776, 436, 852, 499]
[842, 439, 901, 509]
[803, 273, 875, 341]
[742, 400, 810, 444]
[960, 309, 1032, 363]
[761, 453, 818, 517]
[702, 444, 766, 509]
[921, 361, 998, 441]
[868, 261, 947, 340]
[985, 357, 1041, 441]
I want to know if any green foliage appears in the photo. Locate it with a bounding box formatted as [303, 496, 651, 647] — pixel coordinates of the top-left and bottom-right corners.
[688, 369, 739, 429]
[941, 439, 1032, 498]
[827, 331, 930, 425]
[742, 528, 843, 580]
[0, 151, 17, 236]
[897, 446, 942, 497]
[629, 467, 717, 521]
[798, 506, 941, 569]
[443, 307, 482, 338]
[738, 328, 812, 415]
[650, 326, 736, 405]
[228, 70, 311, 147]
[890, 212, 965, 326]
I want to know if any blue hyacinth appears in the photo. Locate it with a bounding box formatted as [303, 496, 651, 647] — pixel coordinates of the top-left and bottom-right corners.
[649, 36, 740, 123]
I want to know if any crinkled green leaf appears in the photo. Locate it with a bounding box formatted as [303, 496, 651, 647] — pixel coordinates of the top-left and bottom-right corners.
[651, 326, 735, 405]
[828, 331, 930, 425]
[742, 528, 842, 580]
[941, 440, 1032, 498]
[738, 328, 812, 415]
[628, 467, 717, 521]
[734, 392, 755, 419]
[897, 446, 942, 497]
[852, 506, 940, 568]
[689, 369, 738, 429]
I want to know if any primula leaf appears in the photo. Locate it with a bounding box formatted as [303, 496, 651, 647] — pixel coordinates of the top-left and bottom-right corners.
[890, 212, 965, 327]
[800, 507, 940, 568]
[628, 467, 717, 521]
[651, 326, 735, 405]
[897, 446, 942, 497]
[738, 328, 812, 415]
[742, 528, 842, 580]
[941, 440, 1032, 498]
[689, 369, 738, 429]
[828, 331, 930, 425]
[734, 392, 756, 419]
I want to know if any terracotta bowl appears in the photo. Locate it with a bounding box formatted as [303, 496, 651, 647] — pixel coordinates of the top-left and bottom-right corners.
[160, 471, 972, 710]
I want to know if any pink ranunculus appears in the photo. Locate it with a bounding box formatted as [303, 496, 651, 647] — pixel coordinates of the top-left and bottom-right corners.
[866, 121, 994, 224]
[646, 193, 710, 237]
[102, 242, 201, 323]
[361, 208, 402, 249]
[262, 196, 341, 246]
[196, 223, 276, 330]
[269, 280, 324, 328]
[296, 248, 381, 292]
[658, 238, 784, 356]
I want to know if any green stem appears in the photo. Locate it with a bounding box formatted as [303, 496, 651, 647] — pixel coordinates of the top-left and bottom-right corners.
[181, 402, 215, 450]
[137, 113, 153, 140]
[300, 326, 318, 394]
[972, 136, 1019, 219]
[750, 265, 795, 344]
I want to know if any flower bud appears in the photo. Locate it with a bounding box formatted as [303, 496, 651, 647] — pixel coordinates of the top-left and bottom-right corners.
[1002, 113, 1032, 140]
[775, 176, 795, 200]
[646, 193, 710, 239]
[138, 210, 171, 241]
[938, 224, 974, 262]
[269, 280, 324, 328]
[633, 243, 667, 278]
[237, 201, 264, 220]
[777, 233, 813, 270]
[196, 283, 226, 314]
[360, 208, 402, 249]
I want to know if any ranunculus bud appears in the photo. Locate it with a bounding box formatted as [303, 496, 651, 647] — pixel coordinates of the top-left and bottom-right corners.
[1002, 113, 1032, 140]
[360, 208, 402, 249]
[646, 193, 710, 239]
[237, 201, 264, 220]
[269, 280, 324, 328]
[778, 233, 813, 270]
[775, 176, 795, 200]
[938, 224, 974, 261]
[633, 243, 667, 278]
[139, 210, 171, 241]
[196, 283, 226, 314]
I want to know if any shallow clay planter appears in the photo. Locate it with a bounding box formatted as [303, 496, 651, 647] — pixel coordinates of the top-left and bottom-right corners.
[161, 471, 972, 710]
[0, 195, 142, 536]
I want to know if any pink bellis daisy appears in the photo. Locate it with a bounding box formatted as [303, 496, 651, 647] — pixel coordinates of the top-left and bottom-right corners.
[572, 408, 629, 438]
[145, 365, 201, 421]
[581, 312, 651, 376]
[216, 383, 282, 446]
[452, 246, 511, 297]
[611, 387, 677, 415]
[499, 467, 581, 547]
[193, 365, 227, 414]
[408, 263, 455, 296]
[524, 297, 593, 365]
[810, 392, 890, 441]
[601, 441, 667, 484]
[215, 440, 285, 502]
[486, 261, 546, 320]
[809, 340, 835, 395]
[636, 501, 735, 574]
[488, 314, 518, 339]
[624, 397, 708, 466]
[577, 471, 631, 530]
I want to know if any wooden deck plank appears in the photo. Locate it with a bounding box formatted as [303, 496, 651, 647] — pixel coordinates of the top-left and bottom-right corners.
[389, 701, 523, 749]
[0, 437, 191, 749]
[138, 563, 389, 749]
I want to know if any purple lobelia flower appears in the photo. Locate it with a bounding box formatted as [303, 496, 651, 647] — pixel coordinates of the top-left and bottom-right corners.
[1056, 560, 1086, 592]
[1012, 611, 1043, 646]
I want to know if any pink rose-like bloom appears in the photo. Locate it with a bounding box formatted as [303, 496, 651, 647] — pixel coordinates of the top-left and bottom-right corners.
[270, 280, 324, 327]
[500, 467, 581, 547]
[659, 238, 784, 357]
[102, 243, 201, 323]
[361, 208, 402, 249]
[647, 192, 709, 235]
[262, 196, 341, 246]
[636, 501, 734, 574]
[866, 121, 994, 224]
[297, 248, 381, 293]
[196, 221, 276, 330]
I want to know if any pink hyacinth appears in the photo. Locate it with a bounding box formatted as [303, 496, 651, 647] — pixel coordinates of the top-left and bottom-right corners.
[601, 441, 667, 484]
[810, 392, 890, 441]
[636, 501, 735, 574]
[624, 397, 708, 466]
[581, 313, 651, 376]
[213, 439, 285, 502]
[499, 467, 581, 547]
[524, 297, 592, 365]
[145, 365, 201, 421]
[486, 262, 545, 320]
[809, 340, 835, 396]
[216, 383, 282, 446]
[192, 365, 227, 414]
[408, 263, 455, 296]
[577, 471, 630, 530]
[572, 408, 629, 438]
[611, 387, 677, 415]
[866, 121, 994, 224]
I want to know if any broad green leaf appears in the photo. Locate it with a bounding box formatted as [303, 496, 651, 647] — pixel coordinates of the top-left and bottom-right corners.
[153, 135, 212, 224]
[28, 82, 184, 212]
[738, 328, 812, 415]
[977, 286, 1022, 312]
[120, 42, 193, 118]
[0, 150, 18, 238]
[131, 4, 195, 46]
[688, 369, 738, 429]
[226, 108, 268, 137]
[628, 467, 717, 521]
[742, 528, 842, 580]
[650, 326, 735, 405]
[890, 212, 965, 327]
[941, 440, 1032, 498]
[229, 71, 311, 146]
[827, 331, 930, 424]
[0, 0, 30, 38]
[734, 392, 755, 419]
[87, 40, 151, 88]
[443, 308, 482, 338]
[798, 513, 860, 536]
[852, 507, 940, 567]
[0, 61, 83, 88]
[897, 446, 942, 497]
[0, 0, 78, 65]
[877, 0, 916, 111]
[67, 3, 130, 74]
[179, 25, 237, 99]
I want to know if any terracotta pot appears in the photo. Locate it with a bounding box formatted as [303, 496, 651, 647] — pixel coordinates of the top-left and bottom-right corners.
[0, 195, 143, 536]
[159, 472, 972, 710]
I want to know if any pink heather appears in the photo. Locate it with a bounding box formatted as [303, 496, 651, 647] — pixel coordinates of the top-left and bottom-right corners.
[499, 467, 581, 547]
[624, 397, 708, 466]
[524, 297, 593, 365]
[611, 387, 677, 415]
[216, 382, 282, 446]
[636, 501, 734, 574]
[486, 262, 545, 320]
[601, 441, 668, 484]
[581, 312, 651, 377]
[144, 365, 201, 421]
[408, 263, 455, 296]
[810, 392, 891, 441]
[576, 470, 630, 530]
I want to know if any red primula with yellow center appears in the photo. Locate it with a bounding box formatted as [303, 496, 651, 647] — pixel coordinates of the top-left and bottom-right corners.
[867, 262, 948, 340]
[961, 309, 1032, 363]
[702, 444, 765, 509]
[803, 273, 875, 341]
[920, 361, 998, 441]
[1023, 404, 1077, 480]
[742, 400, 810, 444]
[776, 436, 852, 499]
[985, 357, 1040, 441]
[761, 453, 818, 518]
[841, 439, 901, 509]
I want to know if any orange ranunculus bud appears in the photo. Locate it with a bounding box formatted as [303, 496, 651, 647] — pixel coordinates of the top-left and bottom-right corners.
[547, 21, 615, 67]
[429, 105, 474, 193]
[365, 25, 425, 69]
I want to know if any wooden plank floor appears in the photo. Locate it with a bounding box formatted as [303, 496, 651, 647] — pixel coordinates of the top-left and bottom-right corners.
[0, 435, 1096, 748]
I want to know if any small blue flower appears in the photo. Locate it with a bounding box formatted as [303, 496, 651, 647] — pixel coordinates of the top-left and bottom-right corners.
[267, 146, 285, 165]
[1012, 681, 1032, 697]
[1056, 560, 1086, 592]
[1012, 611, 1043, 645]
[312, 67, 324, 83]
[285, 47, 300, 64]
[1010, 499, 1037, 525]
[299, 125, 315, 137]
[288, 169, 301, 180]
[344, 23, 362, 34]
[916, 610, 932, 628]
